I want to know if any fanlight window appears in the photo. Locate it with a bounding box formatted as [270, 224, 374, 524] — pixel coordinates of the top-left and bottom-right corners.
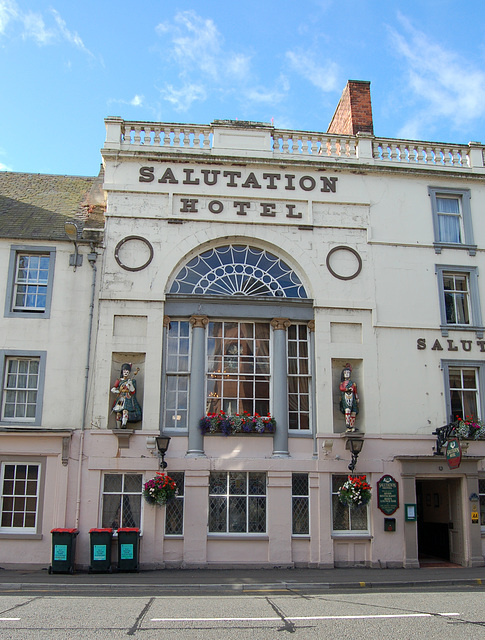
[169, 245, 307, 298]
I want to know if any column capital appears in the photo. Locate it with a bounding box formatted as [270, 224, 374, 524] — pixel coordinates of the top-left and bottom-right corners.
[271, 318, 291, 331]
[307, 319, 315, 332]
[163, 315, 171, 328]
[190, 315, 209, 329]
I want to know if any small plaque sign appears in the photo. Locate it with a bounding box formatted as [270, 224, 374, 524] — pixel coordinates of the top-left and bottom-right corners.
[54, 545, 68, 561]
[120, 544, 134, 560]
[446, 438, 462, 470]
[93, 544, 107, 561]
[377, 475, 399, 515]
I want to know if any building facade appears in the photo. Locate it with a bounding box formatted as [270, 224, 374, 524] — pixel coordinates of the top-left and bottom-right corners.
[2, 81, 485, 569]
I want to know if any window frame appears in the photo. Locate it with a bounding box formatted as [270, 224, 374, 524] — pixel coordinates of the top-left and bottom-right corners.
[100, 472, 144, 534]
[436, 265, 483, 337]
[442, 360, 485, 423]
[163, 320, 191, 433]
[0, 457, 45, 538]
[331, 474, 370, 535]
[0, 351, 47, 426]
[429, 187, 476, 255]
[4, 246, 56, 318]
[287, 323, 311, 431]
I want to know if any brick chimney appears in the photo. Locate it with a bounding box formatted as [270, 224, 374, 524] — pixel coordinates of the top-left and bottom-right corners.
[327, 80, 374, 136]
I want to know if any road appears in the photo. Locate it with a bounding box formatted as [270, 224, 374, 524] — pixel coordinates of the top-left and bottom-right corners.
[0, 584, 484, 639]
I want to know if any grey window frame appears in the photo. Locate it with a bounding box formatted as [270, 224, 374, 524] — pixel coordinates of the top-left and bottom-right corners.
[429, 187, 476, 255]
[441, 360, 485, 423]
[4, 246, 56, 318]
[436, 265, 483, 337]
[0, 456, 45, 539]
[0, 351, 47, 426]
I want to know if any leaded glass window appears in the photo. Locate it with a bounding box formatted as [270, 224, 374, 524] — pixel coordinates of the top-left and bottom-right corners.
[170, 245, 307, 298]
[102, 473, 143, 531]
[165, 472, 184, 535]
[332, 474, 368, 532]
[209, 471, 266, 533]
[292, 473, 309, 535]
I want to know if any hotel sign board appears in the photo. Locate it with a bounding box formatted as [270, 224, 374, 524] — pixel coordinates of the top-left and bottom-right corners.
[377, 475, 399, 515]
[446, 438, 462, 469]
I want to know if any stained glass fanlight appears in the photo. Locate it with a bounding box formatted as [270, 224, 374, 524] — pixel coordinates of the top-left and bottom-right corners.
[169, 245, 307, 298]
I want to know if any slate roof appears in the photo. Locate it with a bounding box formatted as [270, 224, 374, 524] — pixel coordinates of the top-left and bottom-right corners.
[0, 170, 105, 242]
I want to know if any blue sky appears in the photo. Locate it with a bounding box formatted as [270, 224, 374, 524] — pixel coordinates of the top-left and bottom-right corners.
[1, 1, 485, 176]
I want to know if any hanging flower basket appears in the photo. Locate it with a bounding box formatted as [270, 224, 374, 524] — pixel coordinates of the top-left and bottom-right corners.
[452, 417, 485, 441]
[338, 476, 372, 509]
[199, 412, 276, 436]
[143, 472, 177, 506]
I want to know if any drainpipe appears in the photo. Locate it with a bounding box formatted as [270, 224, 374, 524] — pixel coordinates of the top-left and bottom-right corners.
[74, 247, 98, 529]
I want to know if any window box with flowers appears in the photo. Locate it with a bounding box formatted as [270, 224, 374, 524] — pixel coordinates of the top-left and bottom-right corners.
[452, 417, 485, 441]
[199, 411, 276, 436]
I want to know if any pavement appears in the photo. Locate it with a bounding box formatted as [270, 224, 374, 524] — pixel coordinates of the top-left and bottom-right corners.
[1, 564, 485, 592]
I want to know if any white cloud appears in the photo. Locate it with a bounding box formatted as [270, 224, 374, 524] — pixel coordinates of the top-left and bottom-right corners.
[161, 83, 207, 111]
[285, 49, 339, 93]
[130, 95, 144, 107]
[51, 9, 93, 56]
[0, 0, 17, 35]
[391, 14, 485, 138]
[0, 3, 93, 58]
[22, 12, 54, 44]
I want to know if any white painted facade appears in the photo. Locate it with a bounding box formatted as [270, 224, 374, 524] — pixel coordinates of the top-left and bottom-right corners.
[2, 89, 485, 569]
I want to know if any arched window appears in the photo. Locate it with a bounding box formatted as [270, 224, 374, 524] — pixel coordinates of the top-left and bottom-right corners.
[169, 245, 307, 298]
[163, 243, 313, 442]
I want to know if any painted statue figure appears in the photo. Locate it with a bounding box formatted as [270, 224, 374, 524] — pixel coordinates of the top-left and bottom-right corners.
[339, 363, 359, 432]
[111, 363, 142, 428]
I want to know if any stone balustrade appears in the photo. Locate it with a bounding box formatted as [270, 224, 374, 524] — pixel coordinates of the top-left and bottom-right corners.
[104, 117, 485, 171]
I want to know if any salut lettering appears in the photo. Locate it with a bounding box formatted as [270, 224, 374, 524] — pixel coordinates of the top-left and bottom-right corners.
[417, 338, 485, 352]
[139, 166, 338, 193]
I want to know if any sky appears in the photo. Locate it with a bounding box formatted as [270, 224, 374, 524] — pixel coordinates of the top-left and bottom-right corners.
[1, 0, 485, 177]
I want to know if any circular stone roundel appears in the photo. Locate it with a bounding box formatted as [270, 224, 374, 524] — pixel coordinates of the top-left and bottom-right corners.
[326, 245, 362, 281]
[114, 236, 154, 272]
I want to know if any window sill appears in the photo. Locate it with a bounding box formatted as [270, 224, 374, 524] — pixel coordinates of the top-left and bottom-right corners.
[331, 533, 372, 540]
[208, 534, 269, 540]
[0, 533, 43, 540]
[440, 325, 484, 338]
[434, 242, 477, 256]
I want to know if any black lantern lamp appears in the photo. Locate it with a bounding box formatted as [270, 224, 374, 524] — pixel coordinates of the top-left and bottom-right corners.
[346, 437, 364, 472]
[155, 436, 171, 469]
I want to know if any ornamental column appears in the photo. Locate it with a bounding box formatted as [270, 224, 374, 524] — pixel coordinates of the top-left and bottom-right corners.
[271, 318, 291, 457]
[187, 315, 208, 456]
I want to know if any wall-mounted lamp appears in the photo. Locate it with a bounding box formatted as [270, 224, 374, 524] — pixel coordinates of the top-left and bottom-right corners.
[64, 221, 83, 270]
[346, 436, 364, 472]
[155, 436, 171, 469]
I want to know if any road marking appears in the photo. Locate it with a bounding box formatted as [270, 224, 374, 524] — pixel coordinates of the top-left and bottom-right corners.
[151, 613, 460, 622]
[0, 618, 20, 621]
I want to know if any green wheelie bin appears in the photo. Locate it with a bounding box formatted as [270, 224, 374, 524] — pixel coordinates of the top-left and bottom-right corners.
[88, 528, 113, 572]
[49, 528, 79, 574]
[117, 527, 140, 572]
